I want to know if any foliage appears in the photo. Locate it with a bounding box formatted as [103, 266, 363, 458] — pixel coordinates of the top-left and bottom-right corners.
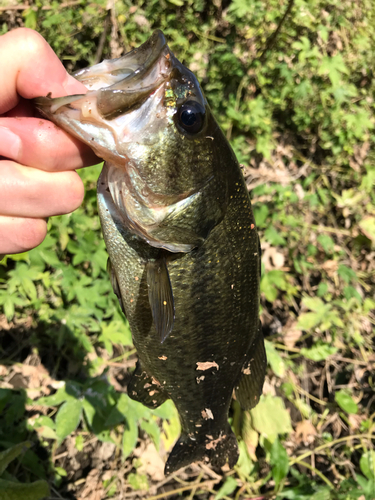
[0, 0, 375, 498]
[0, 442, 49, 500]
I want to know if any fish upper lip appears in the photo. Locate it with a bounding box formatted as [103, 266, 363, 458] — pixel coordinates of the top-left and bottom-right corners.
[72, 30, 173, 120]
[74, 30, 169, 89]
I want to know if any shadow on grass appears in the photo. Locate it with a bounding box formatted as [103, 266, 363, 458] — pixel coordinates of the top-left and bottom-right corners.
[0, 317, 128, 499]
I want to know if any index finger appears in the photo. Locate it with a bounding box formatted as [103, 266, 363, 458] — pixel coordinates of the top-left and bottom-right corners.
[0, 28, 86, 115]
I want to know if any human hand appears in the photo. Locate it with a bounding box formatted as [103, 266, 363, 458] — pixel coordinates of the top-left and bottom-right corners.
[0, 28, 99, 257]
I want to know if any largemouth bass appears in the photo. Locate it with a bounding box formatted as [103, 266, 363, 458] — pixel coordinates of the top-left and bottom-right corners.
[35, 31, 266, 474]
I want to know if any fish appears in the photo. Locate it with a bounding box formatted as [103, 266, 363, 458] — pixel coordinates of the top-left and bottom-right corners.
[34, 30, 266, 475]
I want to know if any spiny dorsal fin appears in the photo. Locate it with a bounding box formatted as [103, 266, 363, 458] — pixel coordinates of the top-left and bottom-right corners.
[146, 257, 175, 343]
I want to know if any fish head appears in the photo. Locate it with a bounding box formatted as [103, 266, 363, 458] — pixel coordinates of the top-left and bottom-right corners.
[35, 31, 231, 252]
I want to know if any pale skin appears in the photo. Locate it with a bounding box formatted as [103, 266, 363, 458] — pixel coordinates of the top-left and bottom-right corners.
[0, 28, 99, 256]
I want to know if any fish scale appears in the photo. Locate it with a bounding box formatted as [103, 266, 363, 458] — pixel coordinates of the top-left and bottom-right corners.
[34, 30, 266, 475]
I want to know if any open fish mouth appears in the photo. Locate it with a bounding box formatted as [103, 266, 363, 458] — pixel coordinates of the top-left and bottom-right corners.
[72, 30, 172, 120]
[34, 30, 177, 159]
[74, 30, 170, 92]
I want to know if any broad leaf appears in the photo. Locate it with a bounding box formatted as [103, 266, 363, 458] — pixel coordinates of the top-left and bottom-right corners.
[250, 396, 292, 441]
[55, 399, 83, 442]
[335, 390, 358, 414]
[270, 438, 289, 486]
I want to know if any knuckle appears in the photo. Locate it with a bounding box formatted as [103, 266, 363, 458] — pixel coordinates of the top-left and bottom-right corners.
[3, 28, 46, 56]
[17, 28, 47, 56]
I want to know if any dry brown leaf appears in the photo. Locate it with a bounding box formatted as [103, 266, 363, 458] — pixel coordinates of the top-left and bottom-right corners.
[78, 468, 103, 500]
[0, 365, 8, 377]
[295, 420, 317, 446]
[283, 319, 302, 349]
[262, 246, 285, 270]
[243, 416, 259, 461]
[138, 442, 165, 481]
[321, 259, 339, 276]
[134, 14, 150, 29]
[262, 379, 276, 396]
[92, 442, 116, 465]
[348, 414, 361, 431]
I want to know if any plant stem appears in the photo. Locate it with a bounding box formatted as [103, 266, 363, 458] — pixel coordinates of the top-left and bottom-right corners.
[290, 433, 375, 466]
[296, 460, 335, 489]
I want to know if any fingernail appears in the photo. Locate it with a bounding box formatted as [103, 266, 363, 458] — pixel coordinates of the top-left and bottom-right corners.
[0, 126, 22, 160]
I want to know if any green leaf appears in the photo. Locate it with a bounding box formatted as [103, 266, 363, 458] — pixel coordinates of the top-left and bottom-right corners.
[250, 396, 292, 441]
[23, 8, 38, 30]
[270, 438, 289, 486]
[75, 435, 84, 452]
[140, 419, 160, 451]
[127, 472, 149, 491]
[318, 54, 349, 86]
[338, 264, 357, 284]
[359, 217, 375, 243]
[253, 204, 269, 227]
[98, 320, 133, 357]
[265, 340, 286, 377]
[297, 312, 322, 330]
[152, 400, 177, 420]
[343, 286, 362, 302]
[36, 382, 81, 407]
[54, 466, 67, 477]
[264, 226, 286, 246]
[261, 270, 288, 302]
[301, 296, 326, 312]
[214, 476, 238, 500]
[335, 390, 358, 415]
[301, 344, 337, 361]
[161, 409, 181, 452]
[55, 399, 83, 442]
[122, 416, 138, 460]
[360, 451, 375, 480]
[82, 398, 96, 428]
[0, 442, 33, 475]
[0, 479, 50, 500]
[236, 440, 253, 477]
[317, 234, 334, 253]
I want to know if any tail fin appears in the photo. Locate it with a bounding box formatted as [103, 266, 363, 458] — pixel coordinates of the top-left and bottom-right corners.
[164, 423, 238, 475]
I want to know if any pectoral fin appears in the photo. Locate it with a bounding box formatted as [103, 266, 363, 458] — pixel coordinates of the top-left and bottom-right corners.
[146, 257, 175, 343]
[107, 258, 126, 316]
[235, 322, 266, 410]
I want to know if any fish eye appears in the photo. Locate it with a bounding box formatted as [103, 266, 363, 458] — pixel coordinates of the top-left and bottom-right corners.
[176, 100, 205, 134]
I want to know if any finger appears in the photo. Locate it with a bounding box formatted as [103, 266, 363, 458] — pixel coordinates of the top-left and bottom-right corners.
[0, 117, 100, 171]
[0, 216, 47, 254]
[0, 160, 84, 218]
[0, 28, 87, 114]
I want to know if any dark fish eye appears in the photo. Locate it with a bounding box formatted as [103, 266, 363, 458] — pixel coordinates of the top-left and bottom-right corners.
[177, 100, 205, 134]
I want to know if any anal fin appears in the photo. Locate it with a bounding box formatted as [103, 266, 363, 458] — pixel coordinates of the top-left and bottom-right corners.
[146, 256, 175, 343]
[235, 322, 266, 410]
[128, 360, 168, 409]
